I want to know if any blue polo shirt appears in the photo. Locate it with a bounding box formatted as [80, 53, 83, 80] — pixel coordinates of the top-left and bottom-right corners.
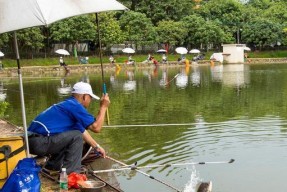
[28, 97, 95, 136]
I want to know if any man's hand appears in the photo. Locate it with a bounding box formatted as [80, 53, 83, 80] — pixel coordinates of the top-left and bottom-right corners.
[100, 94, 110, 108]
[96, 146, 106, 158]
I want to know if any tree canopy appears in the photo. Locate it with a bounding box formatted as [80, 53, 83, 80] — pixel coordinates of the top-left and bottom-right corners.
[0, 0, 287, 55]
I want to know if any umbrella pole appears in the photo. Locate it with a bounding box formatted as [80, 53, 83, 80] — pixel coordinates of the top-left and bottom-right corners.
[96, 13, 110, 125]
[13, 32, 30, 156]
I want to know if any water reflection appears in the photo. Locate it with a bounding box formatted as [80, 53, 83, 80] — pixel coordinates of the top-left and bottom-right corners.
[123, 70, 136, 91]
[4, 64, 287, 192]
[210, 64, 223, 82]
[57, 72, 72, 96]
[0, 81, 7, 101]
[176, 68, 188, 89]
[190, 65, 201, 87]
[159, 69, 168, 87]
[222, 64, 250, 87]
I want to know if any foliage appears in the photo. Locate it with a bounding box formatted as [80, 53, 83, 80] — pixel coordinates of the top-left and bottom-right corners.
[0, 33, 9, 49]
[119, 11, 157, 47]
[241, 18, 283, 49]
[96, 13, 126, 49]
[12, 28, 45, 52]
[1, 0, 287, 56]
[49, 15, 95, 46]
[135, 0, 195, 24]
[156, 20, 188, 47]
[0, 102, 9, 118]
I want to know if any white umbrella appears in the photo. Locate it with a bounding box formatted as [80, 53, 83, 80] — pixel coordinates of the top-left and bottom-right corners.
[189, 49, 200, 54]
[122, 48, 135, 54]
[175, 47, 188, 55]
[156, 49, 167, 53]
[0, 0, 127, 156]
[244, 47, 251, 51]
[210, 53, 223, 63]
[0, 51, 4, 57]
[0, 0, 127, 34]
[55, 49, 70, 56]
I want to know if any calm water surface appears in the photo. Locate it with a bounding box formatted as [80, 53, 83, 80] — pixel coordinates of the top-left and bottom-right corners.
[2, 63, 287, 192]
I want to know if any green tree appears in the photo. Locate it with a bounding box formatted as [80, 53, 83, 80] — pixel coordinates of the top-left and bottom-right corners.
[0, 33, 9, 49]
[119, 11, 157, 49]
[12, 27, 45, 58]
[135, 0, 194, 24]
[198, 0, 245, 43]
[181, 14, 206, 48]
[193, 20, 226, 50]
[49, 15, 95, 49]
[156, 20, 188, 50]
[95, 13, 126, 52]
[241, 18, 283, 49]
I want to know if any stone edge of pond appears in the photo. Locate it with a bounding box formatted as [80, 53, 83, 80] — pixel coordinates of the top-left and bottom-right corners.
[0, 58, 286, 77]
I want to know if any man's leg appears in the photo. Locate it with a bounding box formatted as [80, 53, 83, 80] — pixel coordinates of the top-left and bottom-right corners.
[40, 130, 83, 174]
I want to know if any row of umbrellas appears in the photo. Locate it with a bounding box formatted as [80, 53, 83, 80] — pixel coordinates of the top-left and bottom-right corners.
[0, 49, 70, 57]
[122, 47, 201, 54]
[2, 46, 251, 58]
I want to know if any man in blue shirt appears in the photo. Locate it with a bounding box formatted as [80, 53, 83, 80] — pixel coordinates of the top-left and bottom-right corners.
[28, 82, 110, 174]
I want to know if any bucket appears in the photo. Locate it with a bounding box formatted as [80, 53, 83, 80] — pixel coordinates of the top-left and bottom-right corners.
[0, 136, 26, 188]
[79, 180, 106, 192]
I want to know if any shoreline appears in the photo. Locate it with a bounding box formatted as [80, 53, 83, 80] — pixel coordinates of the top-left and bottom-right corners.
[0, 58, 286, 77]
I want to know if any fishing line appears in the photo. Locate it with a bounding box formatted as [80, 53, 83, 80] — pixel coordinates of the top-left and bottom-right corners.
[103, 122, 208, 128]
[106, 156, 182, 192]
[165, 73, 179, 85]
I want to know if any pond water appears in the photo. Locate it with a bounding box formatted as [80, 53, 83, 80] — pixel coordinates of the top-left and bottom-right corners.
[2, 63, 287, 192]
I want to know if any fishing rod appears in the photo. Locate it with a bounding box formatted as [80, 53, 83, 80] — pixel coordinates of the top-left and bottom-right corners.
[96, 13, 110, 125]
[103, 122, 205, 128]
[106, 156, 182, 192]
[88, 168, 124, 192]
[165, 73, 179, 85]
[92, 159, 235, 173]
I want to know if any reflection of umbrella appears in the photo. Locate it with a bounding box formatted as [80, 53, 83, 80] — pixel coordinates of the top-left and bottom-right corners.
[175, 47, 188, 54]
[244, 47, 251, 51]
[123, 81, 136, 91]
[189, 49, 200, 54]
[157, 49, 167, 53]
[55, 49, 70, 55]
[0, 0, 127, 156]
[0, 51, 4, 57]
[122, 48, 135, 54]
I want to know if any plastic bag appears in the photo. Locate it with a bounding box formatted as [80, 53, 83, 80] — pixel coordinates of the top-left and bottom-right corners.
[68, 172, 87, 189]
[0, 157, 41, 192]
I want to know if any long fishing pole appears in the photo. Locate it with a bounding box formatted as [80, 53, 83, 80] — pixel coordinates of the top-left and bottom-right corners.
[165, 73, 179, 85]
[106, 156, 182, 192]
[96, 13, 110, 125]
[92, 159, 235, 173]
[88, 169, 123, 192]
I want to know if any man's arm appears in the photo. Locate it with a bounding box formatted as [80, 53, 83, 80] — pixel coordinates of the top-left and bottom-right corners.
[82, 130, 106, 158]
[89, 94, 110, 133]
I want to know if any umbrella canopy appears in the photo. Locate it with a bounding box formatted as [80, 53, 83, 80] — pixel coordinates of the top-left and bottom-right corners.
[0, 0, 127, 156]
[157, 49, 167, 53]
[0, 0, 127, 34]
[189, 49, 200, 54]
[243, 47, 251, 51]
[55, 49, 70, 56]
[175, 47, 188, 55]
[122, 48, 135, 54]
[210, 53, 223, 63]
[0, 51, 4, 57]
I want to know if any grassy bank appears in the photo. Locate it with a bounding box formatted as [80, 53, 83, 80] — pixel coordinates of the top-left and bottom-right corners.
[1, 50, 286, 68]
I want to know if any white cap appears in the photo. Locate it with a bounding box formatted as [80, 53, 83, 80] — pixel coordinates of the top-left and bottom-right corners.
[72, 82, 100, 100]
